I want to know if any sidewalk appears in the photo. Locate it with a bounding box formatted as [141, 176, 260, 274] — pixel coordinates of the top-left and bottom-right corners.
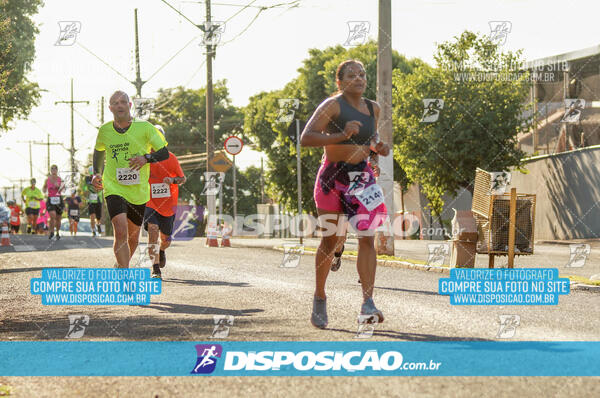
[230, 237, 600, 282]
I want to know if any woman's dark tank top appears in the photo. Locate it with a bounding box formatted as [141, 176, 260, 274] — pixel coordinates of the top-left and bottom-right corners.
[326, 95, 375, 145]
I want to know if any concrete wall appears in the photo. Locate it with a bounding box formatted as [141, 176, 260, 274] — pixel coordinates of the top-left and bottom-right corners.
[510, 146, 600, 240]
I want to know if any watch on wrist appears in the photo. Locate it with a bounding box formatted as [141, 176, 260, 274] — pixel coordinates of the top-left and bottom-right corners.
[144, 153, 152, 163]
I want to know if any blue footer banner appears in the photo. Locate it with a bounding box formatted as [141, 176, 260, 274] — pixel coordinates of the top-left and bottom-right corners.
[1, 341, 599, 376]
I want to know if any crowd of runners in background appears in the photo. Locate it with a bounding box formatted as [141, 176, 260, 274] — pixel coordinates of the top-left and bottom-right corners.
[9, 167, 104, 238]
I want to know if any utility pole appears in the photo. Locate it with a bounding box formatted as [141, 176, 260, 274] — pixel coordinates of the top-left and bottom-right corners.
[33, 134, 62, 175]
[260, 157, 265, 203]
[132, 9, 145, 98]
[375, 0, 395, 255]
[55, 78, 89, 179]
[17, 140, 35, 179]
[99, 96, 105, 124]
[202, 0, 216, 220]
[11, 178, 29, 197]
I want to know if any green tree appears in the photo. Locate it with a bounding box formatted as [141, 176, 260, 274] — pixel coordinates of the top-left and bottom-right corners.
[151, 81, 243, 155]
[149, 82, 262, 213]
[0, 0, 42, 130]
[244, 41, 423, 214]
[392, 31, 530, 217]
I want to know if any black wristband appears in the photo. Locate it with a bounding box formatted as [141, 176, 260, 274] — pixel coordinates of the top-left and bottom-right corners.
[145, 146, 169, 163]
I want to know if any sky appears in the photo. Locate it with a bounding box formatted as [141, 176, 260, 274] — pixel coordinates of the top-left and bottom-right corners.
[1, 0, 600, 196]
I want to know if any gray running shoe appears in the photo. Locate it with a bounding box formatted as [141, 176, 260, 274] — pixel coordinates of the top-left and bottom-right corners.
[360, 297, 384, 324]
[311, 296, 328, 329]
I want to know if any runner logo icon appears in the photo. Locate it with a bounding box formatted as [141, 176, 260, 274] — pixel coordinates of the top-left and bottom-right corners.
[66, 314, 89, 339]
[191, 344, 223, 374]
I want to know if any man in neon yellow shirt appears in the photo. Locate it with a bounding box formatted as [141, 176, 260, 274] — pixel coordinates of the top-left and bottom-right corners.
[21, 178, 44, 234]
[92, 90, 168, 268]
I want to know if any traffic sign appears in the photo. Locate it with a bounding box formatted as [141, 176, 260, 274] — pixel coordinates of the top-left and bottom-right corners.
[209, 152, 233, 172]
[224, 136, 243, 156]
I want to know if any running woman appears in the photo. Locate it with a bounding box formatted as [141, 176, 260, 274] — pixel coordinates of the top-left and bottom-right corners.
[300, 59, 391, 329]
[43, 165, 65, 240]
[91, 90, 168, 268]
[143, 125, 186, 279]
[85, 167, 103, 236]
[7, 200, 21, 234]
[36, 200, 49, 235]
[21, 178, 44, 234]
[65, 190, 82, 236]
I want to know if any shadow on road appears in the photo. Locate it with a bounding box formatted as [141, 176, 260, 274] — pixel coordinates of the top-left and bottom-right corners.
[374, 286, 439, 296]
[163, 278, 250, 288]
[0, 236, 113, 253]
[0, 266, 49, 275]
[327, 327, 493, 341]
[0, 312, 267, 340]
[145, 303, 263, 316]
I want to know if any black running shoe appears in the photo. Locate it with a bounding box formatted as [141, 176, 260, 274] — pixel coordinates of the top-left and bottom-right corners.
[159, 250, 166, 268]
[49, 232, 54, 240]
[56, 233, 60, 240]
[151, 264, 162, 279]
[331, 245, 344, 272]
[27, 226, 32, 234]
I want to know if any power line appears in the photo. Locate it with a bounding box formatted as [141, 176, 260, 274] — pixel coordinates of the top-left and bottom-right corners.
[153, 58, 207, 111]
[159, 0, 199, 28]
[146, 35, 202, 82]
[219, 6, 264, 45]
[183, 1, 288, 9]
[55, 79, 90, 176]
[221, 0, 259, 24]
[76, 42, 131, 83]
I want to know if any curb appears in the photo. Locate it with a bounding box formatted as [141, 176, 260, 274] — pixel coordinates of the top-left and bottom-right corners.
[268, 245, 451, 274]
[235, 242, 599, 292]
[569, 283, 600, 292]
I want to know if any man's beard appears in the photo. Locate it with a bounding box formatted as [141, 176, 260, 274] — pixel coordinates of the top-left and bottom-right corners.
[114, 111, 132, 123]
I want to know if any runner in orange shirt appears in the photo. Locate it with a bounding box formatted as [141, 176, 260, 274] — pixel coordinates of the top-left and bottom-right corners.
[7, 200, 21, 234]
[143, 125, 186, 279]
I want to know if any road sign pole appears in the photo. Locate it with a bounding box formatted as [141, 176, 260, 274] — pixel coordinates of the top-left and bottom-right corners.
[296, 119, 302, 245]
[223, 136, 243, 231]
[233, 155, 237, 220]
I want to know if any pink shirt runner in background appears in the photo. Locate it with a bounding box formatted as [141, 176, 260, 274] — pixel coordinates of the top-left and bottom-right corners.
[47, 177, 62, 197]
[37, 200, 48, 225]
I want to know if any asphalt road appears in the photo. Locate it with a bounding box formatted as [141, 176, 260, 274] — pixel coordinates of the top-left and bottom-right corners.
[1, 238, 599, 396]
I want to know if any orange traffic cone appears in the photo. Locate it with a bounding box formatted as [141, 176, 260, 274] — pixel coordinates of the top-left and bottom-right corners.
[221, 227, 231, 247]
[1, 223, 11, 246]
[206, 224, 219, 247]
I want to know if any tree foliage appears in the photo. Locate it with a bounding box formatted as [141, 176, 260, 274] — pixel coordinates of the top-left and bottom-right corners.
[150, 82, 260, 213]
[151, 81, 243, 154]
[0, 0, 42, 130]
[392, 31, 530, 216]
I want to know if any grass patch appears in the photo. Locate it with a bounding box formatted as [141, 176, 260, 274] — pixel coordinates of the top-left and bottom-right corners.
[561, 274, 600, 286]
[297, 247, 450, 267]
[0, 384, 13, 396]
[282, 246, 600, 279]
